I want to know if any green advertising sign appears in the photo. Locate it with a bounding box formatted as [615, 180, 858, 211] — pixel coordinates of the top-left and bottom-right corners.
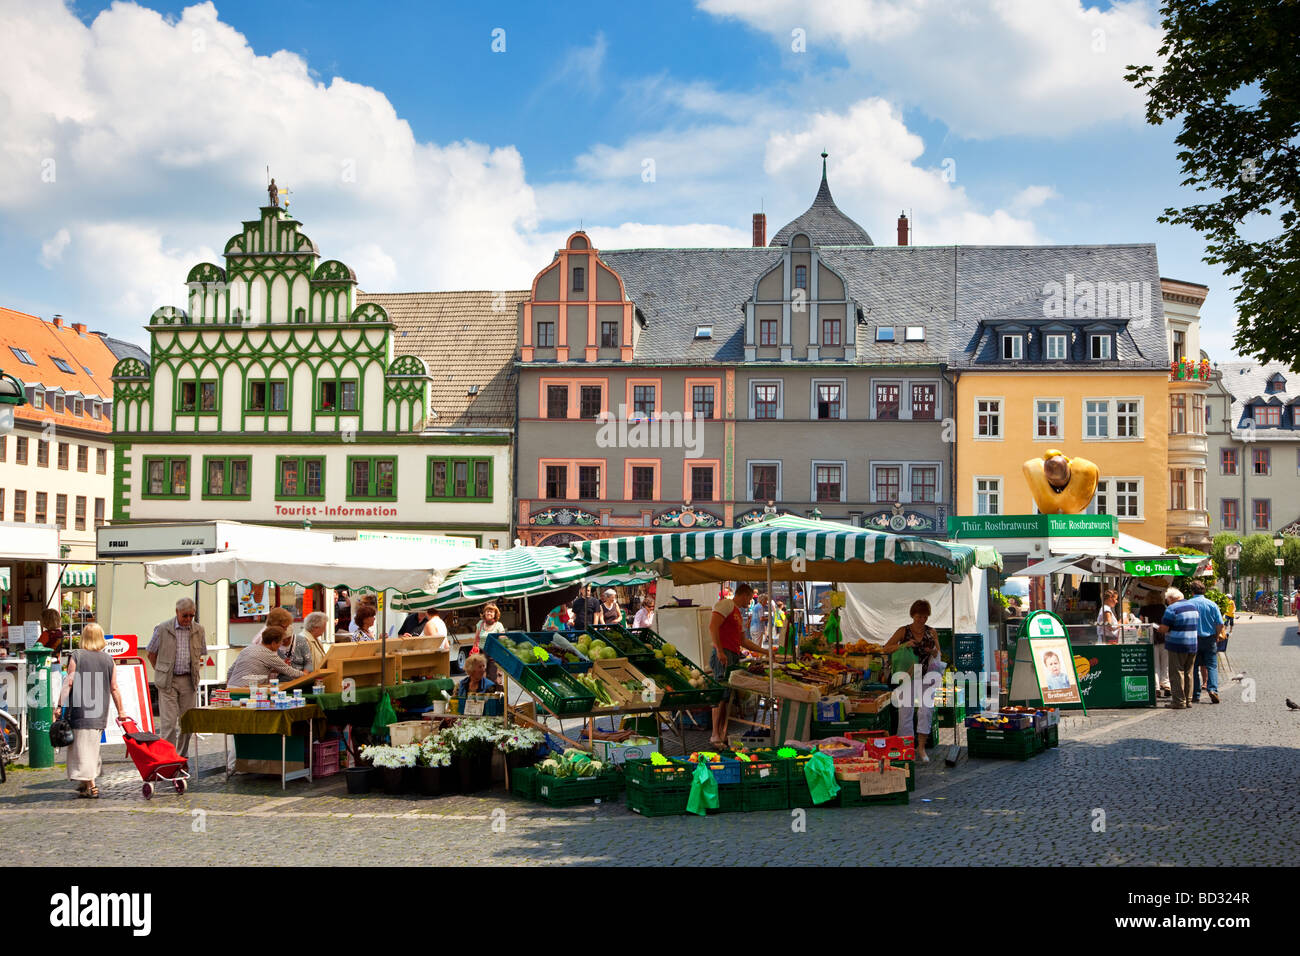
[1123, 558, 1183, 576]
[947, 514, 1117, 539]
[1056, 644, 1155, 710]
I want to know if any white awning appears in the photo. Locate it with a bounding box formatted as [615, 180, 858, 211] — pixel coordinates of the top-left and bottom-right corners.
[143, 538, 491, 595]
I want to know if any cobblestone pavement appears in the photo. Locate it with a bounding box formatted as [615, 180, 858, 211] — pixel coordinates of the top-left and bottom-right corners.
[3, 616, 1297, 866]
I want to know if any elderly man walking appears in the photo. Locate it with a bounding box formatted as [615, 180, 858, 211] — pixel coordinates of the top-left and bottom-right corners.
[1157, 587, 1199, 710]
[1188, 580, 1224, 704]
[147, 597, 207, 756]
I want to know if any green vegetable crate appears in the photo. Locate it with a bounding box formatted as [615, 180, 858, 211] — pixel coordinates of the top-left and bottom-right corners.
[518, 664, 599, 716]
[575, 626, 655, 662]
[626, 782, 690, 817]
[966, 725, 1043, 761]
[1039, 724, 1059, 748]
[710, 784, 744, 813]
[838, 787, 910, 808]
[623, 758, 693, 789]
[535, 772, 624, 807]
[741, 781, 788, 812]
[811, 711, 889, 738]
[510, 766, 537, 799]
[636, 659, 726, 709]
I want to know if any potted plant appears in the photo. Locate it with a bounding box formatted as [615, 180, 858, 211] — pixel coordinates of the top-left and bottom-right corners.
[416, 736, 452, 796]
[494, 725, 546, 773]
[361, 744, 417, 794]
[442, 718, 500, 792]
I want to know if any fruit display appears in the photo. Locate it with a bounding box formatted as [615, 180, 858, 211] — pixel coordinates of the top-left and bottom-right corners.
[659, 643, 710, 688]
[573, 633, 623, 661]
[497, 635, 548, 665]
[538, 641, 585, 665]
[1022, 448, 1099, 514]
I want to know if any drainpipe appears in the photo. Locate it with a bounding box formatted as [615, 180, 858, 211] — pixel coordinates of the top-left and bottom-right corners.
[942, 367, 958, 524]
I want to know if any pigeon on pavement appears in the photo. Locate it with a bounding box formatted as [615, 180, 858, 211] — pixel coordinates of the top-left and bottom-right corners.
[1287, 699, 1300, 711]
[1230, 672, 1248, 683]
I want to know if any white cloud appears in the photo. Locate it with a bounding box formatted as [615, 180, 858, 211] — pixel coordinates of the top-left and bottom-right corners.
[40, 227, 70, 267]
[1009, 185, 1060, 215]
[698, 0, 1164, 138]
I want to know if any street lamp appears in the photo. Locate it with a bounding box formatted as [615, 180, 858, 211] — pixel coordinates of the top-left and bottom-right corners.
[0, 370, 26, 405]
[1274, 535, 1286, 617]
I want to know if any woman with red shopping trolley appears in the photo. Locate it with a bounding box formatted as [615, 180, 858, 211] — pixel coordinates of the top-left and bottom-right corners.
[54, 624, 124, 799]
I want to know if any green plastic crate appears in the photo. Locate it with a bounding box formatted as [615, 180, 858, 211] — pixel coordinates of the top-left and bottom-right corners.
[510, 766, 537, 799]
[741, 781, 787, 812]
[709, 784, 743, 814]
[967, 725, 1043, 761]
[1040, 724, 1059, 748]
[623, 758, 694, 789]
[535, 773, 623, 806]
[576, 625, 655, 662]
[935, 704, 967, 728]
[518, 664, 599, 716]
[811, 711, 890, 738]
[738, 757, 785, 785]
[626, 782, 690, 817]
[887, 758, 916, 793]
[635, 659, 726, 709]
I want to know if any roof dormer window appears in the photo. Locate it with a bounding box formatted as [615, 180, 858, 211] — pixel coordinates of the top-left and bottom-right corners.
[1002, 334, 1023, 360]
[1090, 334, 1112, 360]
[1266, 373, 1286, 394]
[1046, 334, 1067, 360]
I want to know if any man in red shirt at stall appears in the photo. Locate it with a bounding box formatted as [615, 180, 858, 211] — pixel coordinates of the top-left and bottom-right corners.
[708, 583, 767, 747]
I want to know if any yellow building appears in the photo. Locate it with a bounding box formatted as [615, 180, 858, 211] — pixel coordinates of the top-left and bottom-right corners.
[948, 243, 1176, 550]
[955, 370, 1170, 546]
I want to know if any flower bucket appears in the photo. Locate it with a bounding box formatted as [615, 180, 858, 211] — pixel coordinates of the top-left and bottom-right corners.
[506, 748, 540, 773]
[417, 765, 445, 796]
[402, 766, 420, 793]
[379, 766, 405, 795]
[344, 767, 372, 795]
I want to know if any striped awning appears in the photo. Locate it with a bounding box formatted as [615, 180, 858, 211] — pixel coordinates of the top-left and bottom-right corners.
[571, 514, 993, 585]
[61, 565, 96, 588]
[393, 545, 598, 611]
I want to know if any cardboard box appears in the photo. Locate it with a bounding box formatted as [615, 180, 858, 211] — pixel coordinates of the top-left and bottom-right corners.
[388, 720, 439, 746]
[593, 737, 659, 765]
[847, 692, 892, 714]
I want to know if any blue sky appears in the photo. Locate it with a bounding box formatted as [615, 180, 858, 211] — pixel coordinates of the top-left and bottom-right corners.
[0, 0, 1245, 360]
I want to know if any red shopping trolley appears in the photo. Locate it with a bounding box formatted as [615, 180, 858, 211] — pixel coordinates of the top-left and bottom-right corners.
[120, 717, 190, 799]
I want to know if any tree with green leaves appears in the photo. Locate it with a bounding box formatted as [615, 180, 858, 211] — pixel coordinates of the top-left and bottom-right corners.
[1239, 533, 1279, 580]
[1126, 1, 1300, 370]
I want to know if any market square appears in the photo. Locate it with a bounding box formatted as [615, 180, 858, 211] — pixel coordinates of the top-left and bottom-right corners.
[0, 0, 1297, 922]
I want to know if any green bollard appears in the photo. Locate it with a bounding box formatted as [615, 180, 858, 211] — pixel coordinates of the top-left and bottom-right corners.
[24, 646, 55, 769]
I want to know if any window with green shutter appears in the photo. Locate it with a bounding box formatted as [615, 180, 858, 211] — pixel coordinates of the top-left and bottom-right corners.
[202, 456, 252, 499]
[427, 457, 492, 502]
[347, 456, 396, 500]
[277, 456, 325, 500]
[143, 456, 192, 499]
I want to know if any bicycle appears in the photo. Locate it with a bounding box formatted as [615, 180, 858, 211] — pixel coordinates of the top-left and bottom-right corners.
[0, 707, 21, 785]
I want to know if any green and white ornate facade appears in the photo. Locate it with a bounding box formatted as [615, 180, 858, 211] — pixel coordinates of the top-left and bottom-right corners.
[111, 205, 511, 547]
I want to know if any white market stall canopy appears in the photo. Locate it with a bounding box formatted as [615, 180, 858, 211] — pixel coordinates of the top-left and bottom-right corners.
[144, 538, 491, 595]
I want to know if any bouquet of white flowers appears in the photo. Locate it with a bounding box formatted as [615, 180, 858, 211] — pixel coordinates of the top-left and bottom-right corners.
[418, 736, 453, 768]
[360, 743, 418, 769]
[494, 725, 545, 754]
[438, 717, 502, 757]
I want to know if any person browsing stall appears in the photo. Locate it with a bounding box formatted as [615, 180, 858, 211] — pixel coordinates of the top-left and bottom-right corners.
[146, 597, 206, 757]
[708, 583, 767, 748]
[458, 652, 500, 696]
[226, 626, 305, 688]
[351, 605, 378, 642]
[632, 595, 655, 630]
[472, 603, 506, 683]
[596, 589, 624, 626]
[881, 599, 943, 763]
[1157, 588, 1200, 710]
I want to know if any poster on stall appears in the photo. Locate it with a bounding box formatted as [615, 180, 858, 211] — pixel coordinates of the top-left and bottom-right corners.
[102, 660, 154, 744]
[236, 580, 275, 619]
[1008, 611, 1086, 713]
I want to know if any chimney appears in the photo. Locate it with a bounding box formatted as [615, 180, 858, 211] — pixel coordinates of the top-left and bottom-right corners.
[752, 213, 766, 247]
[897, 212, 909, 246]
[72, 322, 87, 335]
[52, 314, 63, 328]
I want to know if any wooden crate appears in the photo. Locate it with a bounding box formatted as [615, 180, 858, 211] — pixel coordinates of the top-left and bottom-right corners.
[393, 636, 451, 681]
[592, 659, 659, 708]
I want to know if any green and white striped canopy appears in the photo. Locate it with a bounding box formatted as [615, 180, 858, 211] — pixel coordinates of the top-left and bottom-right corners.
[572, 514, 990, 585]
[392, 545, 597, 611]
[61, 565, 96, 588]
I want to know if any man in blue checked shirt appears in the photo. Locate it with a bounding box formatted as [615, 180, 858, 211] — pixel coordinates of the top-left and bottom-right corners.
[1187, 579, 1225, 704]
[1157, 587, 1200, 710]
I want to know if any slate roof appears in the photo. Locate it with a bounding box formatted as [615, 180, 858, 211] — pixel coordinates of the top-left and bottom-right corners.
[1218, 360, 1300, 439]
[595, 243, 1166, 369]
[357, 290, 526, 430]
[96, 333, 149, 364]
[770, 168, 874, 247]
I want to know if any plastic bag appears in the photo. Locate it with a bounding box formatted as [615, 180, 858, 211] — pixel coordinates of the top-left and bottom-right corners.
[804, 750, 840, 804]
[686, 756, 719, 815]
[371, 692, 398, 737]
